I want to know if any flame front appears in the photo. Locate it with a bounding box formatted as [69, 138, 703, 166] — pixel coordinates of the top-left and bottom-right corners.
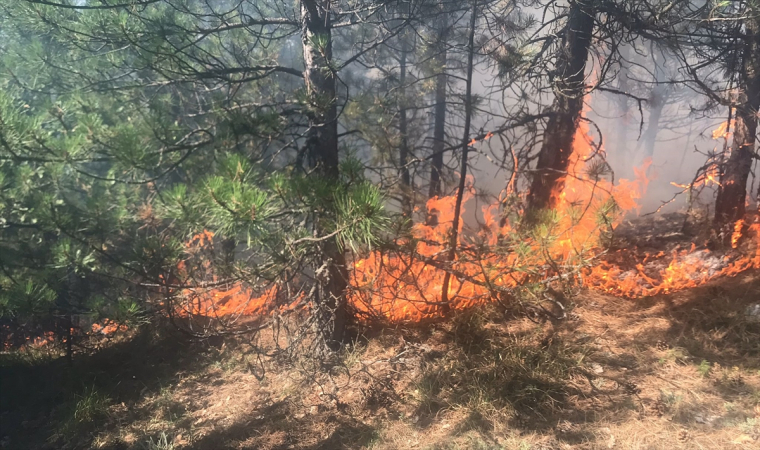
[168, 230, 288, 319]
[349, 120, 760, 322]
[169, 121, 759, 324]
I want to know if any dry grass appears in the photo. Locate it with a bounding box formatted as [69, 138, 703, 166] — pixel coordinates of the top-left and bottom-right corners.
[2, 272, 759, 450]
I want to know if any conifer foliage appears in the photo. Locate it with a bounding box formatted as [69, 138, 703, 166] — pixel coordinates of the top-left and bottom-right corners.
[0, 0, 393, 352]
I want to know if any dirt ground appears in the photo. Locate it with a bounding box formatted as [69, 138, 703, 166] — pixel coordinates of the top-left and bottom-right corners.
[2, 271, 759, 450]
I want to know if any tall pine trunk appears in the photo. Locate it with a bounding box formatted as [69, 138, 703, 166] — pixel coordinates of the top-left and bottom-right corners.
[301, 0, 348, 350]
[714, 7, 760, 238]
[526, 0, 595, 212]
[439, 1, 477, 312]
[616, 45, 630, 168]
[638, 52, 669, 161]
[640, 85, 668, 159]
[399, 35, 412, 219]
[428, 14, 448, 203]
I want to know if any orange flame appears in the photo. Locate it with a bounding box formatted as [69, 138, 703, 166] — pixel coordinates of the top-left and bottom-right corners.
[151, 120, 759, 325]
[670, 163, 720, 190]
[91, 319, 128, 335]
[170, 230, 296, 320]
[581, 116, 760, 296]
[711, 118, 734, 141]
[348, 118, 760, 322]
[348, 120, 652, 322]
[732, 219, 745, 249]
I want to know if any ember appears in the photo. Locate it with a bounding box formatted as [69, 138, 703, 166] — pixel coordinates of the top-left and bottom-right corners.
[91, 319, 128, 335]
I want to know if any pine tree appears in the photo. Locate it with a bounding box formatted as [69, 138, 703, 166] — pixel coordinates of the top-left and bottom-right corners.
[526, 0, 595, 214]
[0, 0, 393, 351]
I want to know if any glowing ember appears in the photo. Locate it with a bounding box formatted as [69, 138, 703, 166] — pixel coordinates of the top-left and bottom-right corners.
[29, 331, 56, 348]
[91, 319, 128, 335]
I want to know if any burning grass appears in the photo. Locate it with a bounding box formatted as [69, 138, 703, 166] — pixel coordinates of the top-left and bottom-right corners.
[5, 107, 759, 449]
[139, 116, 760, 331]
[348, 119, 760, 323]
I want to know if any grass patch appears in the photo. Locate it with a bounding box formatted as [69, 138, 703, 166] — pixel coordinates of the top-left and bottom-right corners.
[143, 431, 175, 450]
[414, 308, 578, 428]
[698, 359, 711, 377]
[57, 386, 111, 438]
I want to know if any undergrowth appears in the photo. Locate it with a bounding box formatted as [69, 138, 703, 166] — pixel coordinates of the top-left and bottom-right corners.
[414, 307, 579, 429]
[2, 274, 759, 450]
[57, 386, 111, 439]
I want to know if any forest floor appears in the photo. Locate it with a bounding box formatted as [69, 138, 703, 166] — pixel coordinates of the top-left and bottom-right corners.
[2, 271, 760, 450]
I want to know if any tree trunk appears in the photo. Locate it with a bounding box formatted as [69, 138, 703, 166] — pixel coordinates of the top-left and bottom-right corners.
[440, 1, 477, 313]
[616, 45, 630, 167]
[714, 8, 760, 238]
[526, 0, 595, 212]
[638, 50, 669, 161]
[615, 55, 631, 161]
[301, 0, 348, 350]
[221, 237, 236, 269]
[428, 13, 448, 203]
[640, 85, 668, 159]
[399, 34, 412, 219]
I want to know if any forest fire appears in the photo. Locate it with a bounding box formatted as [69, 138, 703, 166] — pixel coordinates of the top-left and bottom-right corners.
[349, 121, 760, 322]
[170, 125, 759, 324]
[6, 2, 760, 447]
[349, 120, 648, 322]
[169, 230, 286, 319]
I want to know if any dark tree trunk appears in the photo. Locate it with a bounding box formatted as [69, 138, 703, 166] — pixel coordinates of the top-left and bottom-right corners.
[616, 45, 630, 166]
[428, 14, 448, 203]
[399, 35, 412, 219]
[440, 1, 477, 313]
[57, 266, 77, 366]
[714, 9, 760, 237]
[526, 0, 595, 212]
[64, 313, 73, 365]
[221, 238, 236, 268]
[301, 0, 348, 350]
[616, 68, 630, 161]
[638, 50, 669, 160]
[640, 85, 668, 159]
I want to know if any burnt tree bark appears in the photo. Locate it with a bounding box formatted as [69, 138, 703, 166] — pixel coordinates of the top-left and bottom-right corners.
[428, 13, 448, 203]
[526, 0, 595, 213]
[301, 0, 348, 349]
[714, 7, 760, 236]
[440, 1, 477, 313]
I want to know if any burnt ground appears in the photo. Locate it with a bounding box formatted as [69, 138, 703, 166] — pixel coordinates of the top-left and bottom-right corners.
[2, 266, 759, 450]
